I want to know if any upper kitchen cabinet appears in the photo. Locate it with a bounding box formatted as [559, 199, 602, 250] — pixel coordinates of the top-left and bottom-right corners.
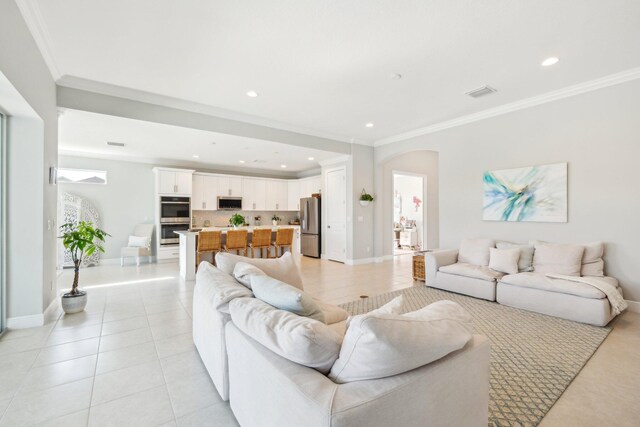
[192, 174, 219, 210]
[265, 180, 288, 211]
[218, 176, 243, 197]
[287, 180, 300, 211]
[242, 178, 266, 211]
[154, 168, 194, 196]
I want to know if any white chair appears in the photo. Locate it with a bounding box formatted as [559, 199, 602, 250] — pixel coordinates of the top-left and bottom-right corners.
[121, 224, 154, 266]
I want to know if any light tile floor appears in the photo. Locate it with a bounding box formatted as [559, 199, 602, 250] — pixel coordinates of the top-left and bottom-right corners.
[0, 255, 638, 426]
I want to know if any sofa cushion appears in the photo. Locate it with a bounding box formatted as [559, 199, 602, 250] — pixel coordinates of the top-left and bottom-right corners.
[532, 242, 585, 276]
[229, 298, 341, 374]
[439, 262, 505, 282]
[496, 242, 534, 272]
[315, 300, 349, 325]
[251, 275, 325, 323]
[489, 247, 520, 275]
[499, 272, 619, 299]
[216, 251, 303, 289]
[582, 242, 605, 277]
[196, 262, 253, 311]
[328, 300, 473, 384]
[458, 238, 495, 266]
[232, 262, 266, 289]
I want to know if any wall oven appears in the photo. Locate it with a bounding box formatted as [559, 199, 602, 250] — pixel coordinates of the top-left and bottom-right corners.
[159, 223, 189, 246]
[160, 196, 190, 223]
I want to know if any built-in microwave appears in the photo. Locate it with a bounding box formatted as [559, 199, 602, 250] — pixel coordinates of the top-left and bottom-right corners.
[160, 196, 190, 223]
[218, 197, 242, 211]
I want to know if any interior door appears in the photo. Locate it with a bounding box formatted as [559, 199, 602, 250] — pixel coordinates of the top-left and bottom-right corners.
[325, 168, 346, 262]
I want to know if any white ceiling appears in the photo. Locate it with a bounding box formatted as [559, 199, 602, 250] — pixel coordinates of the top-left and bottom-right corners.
[58, 109, 336, 173]
[22, 0, 640, 143]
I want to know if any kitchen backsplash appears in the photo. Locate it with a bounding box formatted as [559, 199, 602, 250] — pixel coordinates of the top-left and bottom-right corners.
[192, 210, 300, 227]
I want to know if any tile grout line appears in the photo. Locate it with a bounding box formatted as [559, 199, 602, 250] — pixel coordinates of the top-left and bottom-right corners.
[85, 303, 106, 426]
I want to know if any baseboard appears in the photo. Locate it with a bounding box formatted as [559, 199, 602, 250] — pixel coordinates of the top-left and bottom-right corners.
[373, 255, 394, 263]
[7, 313, 44, 329]
[345, 257, 375, 265]
[625, 300, 640, 313]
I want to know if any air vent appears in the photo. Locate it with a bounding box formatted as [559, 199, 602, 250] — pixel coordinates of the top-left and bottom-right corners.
[466, 85, 497, 98]
[252, 160, 267, 164]
[106, 141, 125, 147]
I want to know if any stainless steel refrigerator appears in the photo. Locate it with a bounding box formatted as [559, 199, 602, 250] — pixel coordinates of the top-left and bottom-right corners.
[300, 197, 321, 258]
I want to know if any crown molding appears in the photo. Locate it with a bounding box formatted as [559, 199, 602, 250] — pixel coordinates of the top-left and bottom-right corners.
[375, 67, 640, 146]
[16, 0, 61, 80]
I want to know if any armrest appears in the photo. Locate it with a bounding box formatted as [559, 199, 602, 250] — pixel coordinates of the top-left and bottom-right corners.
[425, 249, 458, 286]
[330, 335, 490, 427]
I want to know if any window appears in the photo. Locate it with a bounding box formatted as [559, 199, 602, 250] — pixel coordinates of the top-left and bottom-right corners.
[57, 168, 107, 184]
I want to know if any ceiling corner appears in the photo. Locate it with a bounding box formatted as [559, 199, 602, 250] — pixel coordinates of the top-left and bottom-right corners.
[16, 0, 62, 81]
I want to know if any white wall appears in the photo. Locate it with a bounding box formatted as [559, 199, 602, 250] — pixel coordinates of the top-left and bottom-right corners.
[58, 156, 156, 260]
[1, 0, 58, 324]
[374, 79, 640, 302]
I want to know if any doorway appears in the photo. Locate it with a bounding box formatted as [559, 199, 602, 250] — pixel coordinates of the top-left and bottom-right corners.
[392, 172, 426, 256]
[325, 166, 346, 262]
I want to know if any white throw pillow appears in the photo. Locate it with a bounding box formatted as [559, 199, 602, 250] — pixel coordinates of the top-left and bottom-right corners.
[532, 241, 585, 276]
[489, 247, 520, 275]
[215, 251, 304, 289]
[328, 300, 473, 384]
[458, 238, 495, 266]
[581, 242, 605, 277]
[128, 235, 150, 248]
[196, 262, 253, 311]
[232, 262, 266, 289]
[229, 297, 341, 374]
[496, 242, 534, 272]
[251, 275, 325, 323]
[345, 295, 405, 329]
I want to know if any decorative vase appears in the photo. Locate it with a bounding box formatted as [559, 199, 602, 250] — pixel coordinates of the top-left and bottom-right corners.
[61, 290, 87, 314]
[359, 200, 370, 207]
[272, 220, 278, 226]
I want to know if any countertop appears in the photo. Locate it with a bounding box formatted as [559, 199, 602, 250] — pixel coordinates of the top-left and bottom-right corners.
[175, 224, 300, 235]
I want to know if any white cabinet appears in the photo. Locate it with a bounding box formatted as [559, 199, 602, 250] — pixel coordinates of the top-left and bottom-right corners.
[242, 178, 266, 211]
[155, 168, 194, 195]
[287, 180, 300, 211]
[400, 230, 418, 248]
[218, 176, 243, 197]
[192, 174, 219, 210]
[266, 180, 288, 211]
[299, 176, 321, 199]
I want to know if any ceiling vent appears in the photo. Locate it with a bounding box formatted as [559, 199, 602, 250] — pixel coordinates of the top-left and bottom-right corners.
[252, 160, 267, 164]
[466, 85, 497, 98]
[106, 141, 126, 147]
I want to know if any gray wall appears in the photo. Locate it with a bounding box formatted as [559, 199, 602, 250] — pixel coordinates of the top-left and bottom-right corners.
[58, 156, 156, 260]
[0, 0, 58, 320]
[349, 144, 375, 261]
[374, 79, 640, 302]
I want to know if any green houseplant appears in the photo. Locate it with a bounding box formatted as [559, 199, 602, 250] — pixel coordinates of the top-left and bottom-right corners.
[229, 213, 245, 228]
[359, 188, 374, 206]
[59, 221, 109, 314]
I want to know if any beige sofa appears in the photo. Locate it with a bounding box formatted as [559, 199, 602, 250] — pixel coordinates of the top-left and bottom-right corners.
[425, 239, 623, 326]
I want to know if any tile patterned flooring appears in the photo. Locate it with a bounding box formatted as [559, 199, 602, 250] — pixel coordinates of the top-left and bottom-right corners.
[0, 254, 638, 426]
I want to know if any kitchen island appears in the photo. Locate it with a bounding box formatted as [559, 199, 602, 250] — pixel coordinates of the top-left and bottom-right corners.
[174, 225, 301, 280]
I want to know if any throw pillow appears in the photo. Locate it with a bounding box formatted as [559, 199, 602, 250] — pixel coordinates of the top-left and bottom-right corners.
[128, 235, 150, 248]
[532, 241, 585, 276]
[232, 262, 266, 289]
[196, 262, 253, 311]
[489, 247, 520, 275]
[496, 241, 534, 272]
[346, 295, 405, 329]
[458, 238, 495, 266]
[581, 242, 605, 277]
[215, 251, 304, 289]
[328, 300, 473, 384]
[229, 297, 341, 374]
[251, 275, 325, 323]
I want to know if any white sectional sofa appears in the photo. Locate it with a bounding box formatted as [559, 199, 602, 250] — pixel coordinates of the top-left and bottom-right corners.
[426, 239, 624, 326]
[194, 252, 491, 426]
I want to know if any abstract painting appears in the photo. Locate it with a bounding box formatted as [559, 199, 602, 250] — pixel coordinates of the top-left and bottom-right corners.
[483, 163, 567, 222]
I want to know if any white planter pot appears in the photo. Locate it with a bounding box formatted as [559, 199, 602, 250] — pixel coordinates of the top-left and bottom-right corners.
[61, 291, 87, 314]
[359, 200, 371, 207]
[272, 220, 278, 226]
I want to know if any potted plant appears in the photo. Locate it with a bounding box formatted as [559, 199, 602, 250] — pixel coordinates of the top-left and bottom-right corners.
[229, 213, 245, 228]
[271, 215, 281, 226]
[360, 188, 374, 206]
[59, 221, 109, 314]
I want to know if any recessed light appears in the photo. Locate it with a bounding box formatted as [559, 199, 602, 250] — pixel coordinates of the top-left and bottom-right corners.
[308, 157, 315, 161]
[192, 154, 199, 158]
[239, 160, 245, 163]
[365, 123, 374, 128]
[390, 73, 402, 80]
[246, 90, 259, 97]
[541, 57, 559, 67]
[280, 164, 287, 168]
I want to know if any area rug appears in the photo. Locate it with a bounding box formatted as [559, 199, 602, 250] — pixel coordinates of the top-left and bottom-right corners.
[339, 286, 612, 427]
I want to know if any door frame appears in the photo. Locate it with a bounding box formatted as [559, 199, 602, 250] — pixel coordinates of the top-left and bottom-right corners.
[391, 170, 427, 255]
[323, 165, 347, 263]
[0, 113, 6, 334]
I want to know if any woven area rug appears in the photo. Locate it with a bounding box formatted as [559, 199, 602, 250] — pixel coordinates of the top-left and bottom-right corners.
[339, 286, 612, 427]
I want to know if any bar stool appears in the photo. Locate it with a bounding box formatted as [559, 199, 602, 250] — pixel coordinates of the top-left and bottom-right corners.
[224, 229, 248, 256]
[249, 228, 272, 258]
[197, 231, 222, 269]
[272, 228, 294, 258]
